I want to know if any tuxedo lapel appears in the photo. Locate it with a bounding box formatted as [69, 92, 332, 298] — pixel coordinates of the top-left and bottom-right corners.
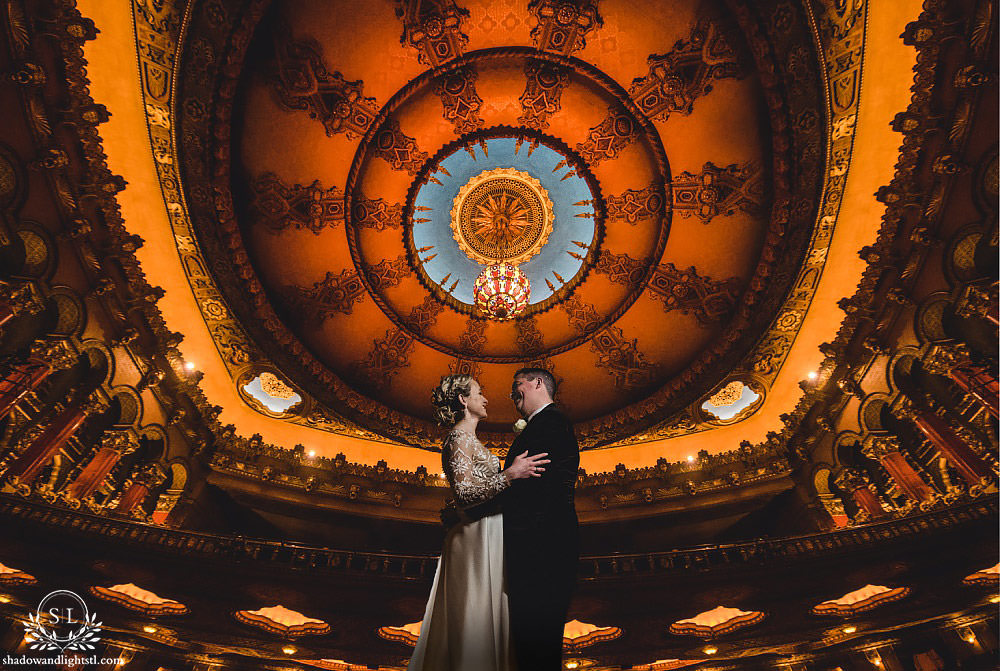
[505, 405, 556, 469]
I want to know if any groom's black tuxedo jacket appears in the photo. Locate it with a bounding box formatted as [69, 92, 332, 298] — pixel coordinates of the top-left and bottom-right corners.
[501, 405, 578, 671]
[501, 404, 579, 557]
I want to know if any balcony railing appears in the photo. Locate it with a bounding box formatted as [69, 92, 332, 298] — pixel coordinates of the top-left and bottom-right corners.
[0, 492, 994, 581]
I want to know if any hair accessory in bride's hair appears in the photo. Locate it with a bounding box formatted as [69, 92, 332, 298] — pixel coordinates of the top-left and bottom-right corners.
[431, 374, 475, 427]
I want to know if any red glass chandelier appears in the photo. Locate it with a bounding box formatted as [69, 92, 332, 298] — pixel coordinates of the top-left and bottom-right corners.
[473, 263, 530, 320]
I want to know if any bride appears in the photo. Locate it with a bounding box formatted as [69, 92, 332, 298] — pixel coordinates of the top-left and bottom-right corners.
[408, 374, 550, 671]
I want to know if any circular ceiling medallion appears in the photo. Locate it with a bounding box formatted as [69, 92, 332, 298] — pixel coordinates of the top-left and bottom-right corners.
[451, 167, 553, 265]
[186, 9, 826, 444]
[408, 132, 602, 322]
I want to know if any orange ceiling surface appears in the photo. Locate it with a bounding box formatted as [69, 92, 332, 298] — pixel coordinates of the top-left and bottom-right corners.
[78, 0, 921, 472]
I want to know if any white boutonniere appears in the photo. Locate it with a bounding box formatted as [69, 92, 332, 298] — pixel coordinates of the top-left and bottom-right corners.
[513, 419, 527, 435]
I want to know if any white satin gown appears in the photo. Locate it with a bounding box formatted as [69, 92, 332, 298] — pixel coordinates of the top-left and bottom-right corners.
[407, 428, 513, 671]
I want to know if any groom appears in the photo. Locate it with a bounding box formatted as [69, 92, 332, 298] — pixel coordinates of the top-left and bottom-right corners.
[504, 367, 579, 669]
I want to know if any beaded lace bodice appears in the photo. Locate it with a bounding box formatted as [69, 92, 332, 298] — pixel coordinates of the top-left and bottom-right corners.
[443, 428, 509, 507]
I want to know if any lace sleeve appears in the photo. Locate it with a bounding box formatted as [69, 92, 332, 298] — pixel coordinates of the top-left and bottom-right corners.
[443, 430, 509, 508]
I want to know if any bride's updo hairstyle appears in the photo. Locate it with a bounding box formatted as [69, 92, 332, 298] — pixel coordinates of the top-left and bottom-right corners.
[431, 374, 474, 427]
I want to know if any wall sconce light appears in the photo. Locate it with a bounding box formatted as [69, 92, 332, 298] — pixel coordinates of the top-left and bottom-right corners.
[281, 645, 297, 655]
[842, 625, 857, 634]
[960, 626, 977, 644]
[703, 645, 718, 655]
[864, 649, 884, 667]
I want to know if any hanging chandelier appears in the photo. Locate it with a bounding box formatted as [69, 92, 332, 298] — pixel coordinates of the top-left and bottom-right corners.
[473, 263, 531, 320]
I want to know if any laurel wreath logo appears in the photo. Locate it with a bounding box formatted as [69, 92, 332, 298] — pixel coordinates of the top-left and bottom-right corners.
[25, 609, 102, 652]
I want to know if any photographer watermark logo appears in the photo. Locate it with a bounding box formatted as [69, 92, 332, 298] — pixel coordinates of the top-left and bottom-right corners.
[24, 589, 102, 652]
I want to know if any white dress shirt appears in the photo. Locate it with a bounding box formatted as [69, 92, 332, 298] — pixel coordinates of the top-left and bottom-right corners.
[527, 401, 552, 423]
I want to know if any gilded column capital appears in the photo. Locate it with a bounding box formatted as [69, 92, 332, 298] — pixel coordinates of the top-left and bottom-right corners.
[890, 397, 919, 422]
[29, 338, 77, 371]
[956, 282, 998, 320]
[0, 283, 44, 318]
[922, 343, 971, 377]
[133, 462, 167, 489]
[81, 394, 110, 417]
[100, 430, 139, 454]
[834, 468, 870, 492]
[861, 435, 901, 460]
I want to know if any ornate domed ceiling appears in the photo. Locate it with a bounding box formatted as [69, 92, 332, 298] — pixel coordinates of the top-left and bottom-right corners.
[172, 0, 826, 448]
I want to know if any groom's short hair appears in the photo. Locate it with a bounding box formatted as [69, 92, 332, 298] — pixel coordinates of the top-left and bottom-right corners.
[514, 367, 556, 399]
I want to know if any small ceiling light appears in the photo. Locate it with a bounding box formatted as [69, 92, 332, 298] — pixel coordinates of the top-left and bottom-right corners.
[566, 663, 579, 670]
[184, 361, 196, 371]
[842, 625, 857, 633]
[807, 371, 818, 381]
[281, 645, 297, 655]
[703, 646, 718, 655]
[0, 595, 10, 603]
[989, 595, 999, 604]
[687, 455, 696, 463]
[142, 625, 157, 633]
[307, 450, 316, 458]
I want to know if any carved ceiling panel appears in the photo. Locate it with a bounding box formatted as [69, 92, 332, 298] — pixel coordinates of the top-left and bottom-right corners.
[147, 0, 833, 448]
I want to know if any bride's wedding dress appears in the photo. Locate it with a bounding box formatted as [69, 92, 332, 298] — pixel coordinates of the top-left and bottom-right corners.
[407, 428, 512, 671]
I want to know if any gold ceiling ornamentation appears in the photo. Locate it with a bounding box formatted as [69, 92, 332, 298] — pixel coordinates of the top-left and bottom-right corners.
[378, 619, 623, 649]
[89, 583, 189, 615]
[669, 605, 766, 637]
[563, 619, 623, 648]
[299, 660, 368, 671]
[376, 621, 422, 645]
[450, 167, 553, 265]
[632, 661, 701, 670]
[707, 381, 745, 407]
[811, 584, 910, 616]
[962, 563, 999, 586]
[0, 562, 36, 586]
[233, 604, 331, 637]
